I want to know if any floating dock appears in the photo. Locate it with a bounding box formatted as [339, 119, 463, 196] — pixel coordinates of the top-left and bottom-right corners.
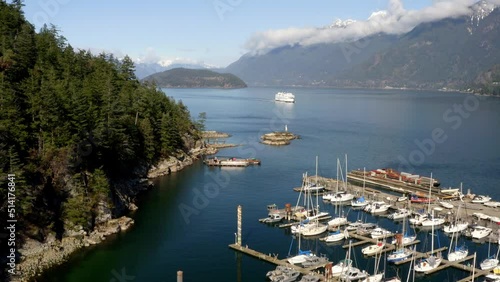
[204, 157, 260, 167]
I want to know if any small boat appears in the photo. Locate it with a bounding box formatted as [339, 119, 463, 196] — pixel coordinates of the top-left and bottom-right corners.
[356, 223, 378, 236]
[485, 201, 500, 208]
[287, 249, 314, 265]
[390, 233, 416, 245]
[364, 201, 391, 214]
[447, 245, 468, 262]
[267, 266, 295, 280]
[331, 259, 352, 277]
[439, 201, 454, 209]
[371, 228, 393, 239]
[327, 216, 348, 227]
[443, 222, 469, 234]
[481, 256, 500, 270]
[472, 195, 492, 203]
[409, 212, 428, 225]
[351, 196, 370, 207]
[421, 216, 445, 227]
[388, 208, 411, 220]
[328, 191, 355, 203]
[387, 248, 413, 263]
[397, 195, 407, 202]
[410, 195, 434, 203]
[473, 212, 490, 220]
[471, 226, 493, 239]
[259, 213, 284, 223]
[270, 269, 300, 282]
[301, 254, 329, 268]
[321, 229, 349, 243]
[298, 274, 320, 282]
[339, 267, 369, 281]
[361, 241, 384, 255]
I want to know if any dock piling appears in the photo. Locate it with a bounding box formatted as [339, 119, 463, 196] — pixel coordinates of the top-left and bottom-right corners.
[237, 205, 242, 246]
[177, 270, 183, 282]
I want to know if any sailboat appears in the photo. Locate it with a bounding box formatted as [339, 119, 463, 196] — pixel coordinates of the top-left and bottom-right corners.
[420, 173, 445, 227]
[352, 167, 370, 208]
[443, 200, 468, 234]
[327, 158, 349, 227]
[480, 238, 500, 270]
[447, 220, 468, 261]
[387, 218, 413, 263]
[361, 245, 385, 282]
[291, 157, 328, 236]
[414, 209, 443, 273]
[339, 240, 369, 281]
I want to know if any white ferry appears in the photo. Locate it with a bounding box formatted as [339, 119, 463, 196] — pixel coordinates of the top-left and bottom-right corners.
[275, 92, 295, 103]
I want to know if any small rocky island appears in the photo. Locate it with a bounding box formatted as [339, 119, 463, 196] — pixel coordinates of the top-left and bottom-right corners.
[261, 128, 299, 146]
[142, 68, 247, 88]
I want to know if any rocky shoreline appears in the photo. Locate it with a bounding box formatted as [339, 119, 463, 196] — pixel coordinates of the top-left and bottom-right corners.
[13, 142, 218, 282]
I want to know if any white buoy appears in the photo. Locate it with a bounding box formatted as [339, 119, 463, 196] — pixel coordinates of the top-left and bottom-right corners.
[285, 125, 288, 132]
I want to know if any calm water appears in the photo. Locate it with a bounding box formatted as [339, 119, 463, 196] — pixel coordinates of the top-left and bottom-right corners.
[40, 88, 500, 282]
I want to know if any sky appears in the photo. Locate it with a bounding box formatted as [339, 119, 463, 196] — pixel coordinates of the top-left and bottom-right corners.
[20, 0, 490, 68]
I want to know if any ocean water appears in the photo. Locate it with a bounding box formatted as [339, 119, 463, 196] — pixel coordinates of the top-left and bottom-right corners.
[39, 88, 500, 282]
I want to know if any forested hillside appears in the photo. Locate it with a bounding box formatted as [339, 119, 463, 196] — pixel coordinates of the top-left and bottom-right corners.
[0, 0, 200, 252]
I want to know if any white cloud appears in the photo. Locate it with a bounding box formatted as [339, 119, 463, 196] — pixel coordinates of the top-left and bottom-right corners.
[245, 0, 488, 54]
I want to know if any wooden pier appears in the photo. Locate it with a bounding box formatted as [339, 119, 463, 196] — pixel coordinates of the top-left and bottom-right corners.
[228, 244, 328, 281]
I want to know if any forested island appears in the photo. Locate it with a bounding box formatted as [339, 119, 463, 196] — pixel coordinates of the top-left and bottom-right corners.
[0, 2, 208, 280]
[142, 68, 247, 88]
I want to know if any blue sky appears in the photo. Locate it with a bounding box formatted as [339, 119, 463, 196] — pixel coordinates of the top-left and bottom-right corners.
[22, 0, 438, 67]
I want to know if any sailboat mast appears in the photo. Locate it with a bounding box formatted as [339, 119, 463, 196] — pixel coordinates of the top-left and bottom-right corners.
[345, 154, 348, 190]
[315, 156, 319, 215]
[428, 172, 433, 213]
[431, 209, 435, 255]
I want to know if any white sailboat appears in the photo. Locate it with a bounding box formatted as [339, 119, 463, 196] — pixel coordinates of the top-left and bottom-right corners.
[387, 218, 413, 263]
[447, 228, 468, 261]
[480, 238, 500, 270]
[443, 202, 468, 234]
[339, 240, 369, 281]
[351, 167, 370, 208]
[420, 174, 445, 227]
[414, 209, 442, 273]
[328, 158, 349, 227]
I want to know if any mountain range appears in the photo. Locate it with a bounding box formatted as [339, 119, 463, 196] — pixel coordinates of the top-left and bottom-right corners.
[225, 2, 500, 91]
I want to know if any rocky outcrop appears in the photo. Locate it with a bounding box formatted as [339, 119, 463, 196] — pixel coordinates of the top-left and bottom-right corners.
[261, 132, 300, 146]
[15, 216, 134, 282]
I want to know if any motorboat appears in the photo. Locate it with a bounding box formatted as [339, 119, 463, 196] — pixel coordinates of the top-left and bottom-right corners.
[260, 213, 284, 224]
[485, 201, 500, 208]
[301, 254, 329, 268]
[356, 223, 378, 236]
[339, 267, 369, 281]
[351, 196, 370, 207]
[409, 212, 428, 225]
[361, 241, 384, 255]
[364, 201, 391, 214]
[371, 228, 393, 239]
[298, 274, 320, 282]
[481, 256, 500, 270]
[270, 268, 300, 282]
[388, 208, 411, 220]
[322, 229, 349, 243]
[471, 226, 493, 239]
[439, 201, 454, 209]
[472, 195, 491, 203]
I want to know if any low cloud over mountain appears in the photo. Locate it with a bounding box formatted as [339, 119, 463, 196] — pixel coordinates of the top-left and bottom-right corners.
[244, 0, 497, 53]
